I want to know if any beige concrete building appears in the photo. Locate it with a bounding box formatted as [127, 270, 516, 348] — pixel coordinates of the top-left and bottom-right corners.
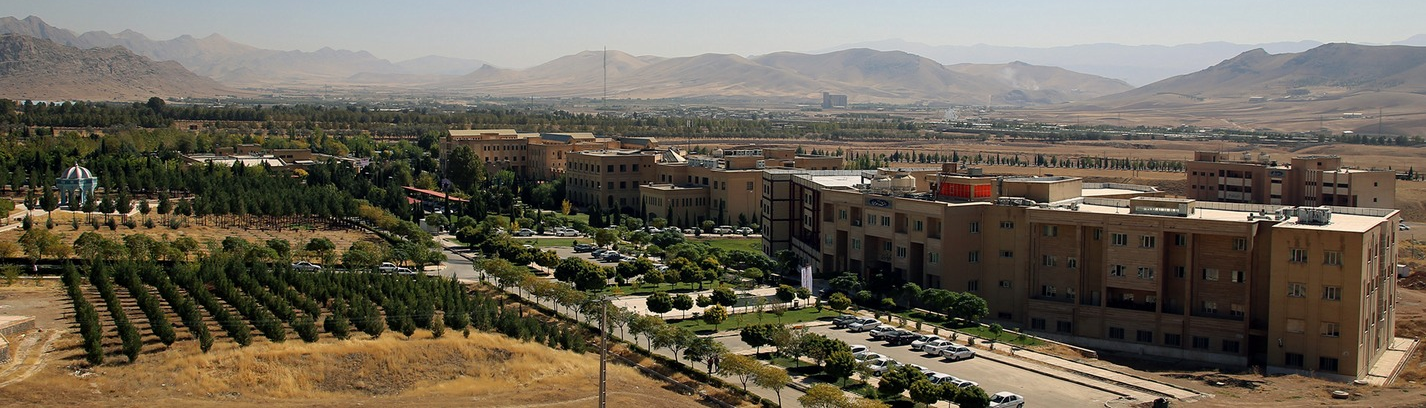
[566, 149, 661, 212]
[1187, 152, 1395, 208]
[442, 129, 538, 176]
[767, 165, 1400, 381]
[638, 145, 844, 227]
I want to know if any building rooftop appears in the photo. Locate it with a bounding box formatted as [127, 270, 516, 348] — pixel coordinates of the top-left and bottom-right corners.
[1081, 182, 1162, 198]
[641, 183, 707, 192]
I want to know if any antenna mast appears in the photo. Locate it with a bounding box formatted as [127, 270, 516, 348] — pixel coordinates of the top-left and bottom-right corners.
[603, 47, 608, 105]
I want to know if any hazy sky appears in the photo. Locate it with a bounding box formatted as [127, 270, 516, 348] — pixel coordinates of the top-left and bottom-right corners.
[7, 0, 1424, 67]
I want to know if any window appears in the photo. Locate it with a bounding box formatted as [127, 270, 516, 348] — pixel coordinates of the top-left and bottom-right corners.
[839, 209, 847, 220]
[1287, 282, 1306, 297]
[1230, 270, 1245, 283]
[1201, 301, 1218, 314]
[1137, 330, 1154, 343]
[1043, 225, 1058, 237]
[1192, 336, 1210, 349]
[1030, 318, 1046, 330]
[1222, 340, 1241, 353]
[1041, 285, 1057, 297]
[1108, 327, 1125, 339]
[1000, 221, 1014, 229]
[1202, 268, 1219, 281]
[868, 214, 875, 225]
[1109, 265, 1126, 277]
[914, 220, 924, 231]
[1042, 255, 1057, 267]
[1174, 266, 1186, 278]
[1094, 228, 1102, 240]
[967, 280, 979, 292]
[896, 246, 907, 258]
[883, 241, 892, 251]
[881, 216, 890, 226]
[968, 251, 980, 263]
[851, 239, 861, 250]
[1164, 333, 1182, 346]
[1000, 250, 1014, 258]
[1175, 234, 1187, 246]
[1067, 257, 1078, 269]
[969, 222, 980, 233]
[1324, 251, 1342, 266]
[999, 280, 1012, 288]
[1232, 238, 1248, 251]
[1286, 318, 1305, 333]
[1111, 233, 1128, 246]
[1321, 322, 1340, 337]
[1056, 321, 1073, 333]
[1230, 303, 1244, 318]
[1320, 357, 1339, 372]
[1323, 286, 1342, 301]
[1066, 288, 1076, 300]
[1140, 235, 1157, 248]
[1290, 248, 1308, 263]
[1137, 267, 1155, 279]
[745, 181, 753, 191]
[1285, 353, 1304, 368]
[929, 252, 940, 264]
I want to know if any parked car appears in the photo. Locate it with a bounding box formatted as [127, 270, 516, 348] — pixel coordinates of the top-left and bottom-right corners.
[573, 243, 597, 252]
[848, 344, 869, 355]
[927, 373, 958, 385]
[853, 352, 885, 362]
[886, 332, 922, 346]
[910, 335, 944, 351]
[847, 318, 882, 332]
[866, 358, 900, 376]
[714, 225, 735, 234]
[939, 345, 976, 361]
[948, 378, 979, 389]
[601, 252, 624, 262]
[682, 228, 695, 234]
[907, 364, 933, 377]
[831, 314, 859, 328]
[736, 226, 754, 235]
[290, 261, 322, 272]
[921, 339, 955, 355]
[556, 228, 581, 237]
[867, 327, 901, 340]
[990, 392, 1025, 408]
[513, 228, 535, 237]
[591, 249, 610, 258]
[378, 262, 413, 274]
[1400, 223, 1411, 231]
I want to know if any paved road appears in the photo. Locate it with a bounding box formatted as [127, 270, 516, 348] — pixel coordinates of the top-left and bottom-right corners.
[719, 325, 1130, 407]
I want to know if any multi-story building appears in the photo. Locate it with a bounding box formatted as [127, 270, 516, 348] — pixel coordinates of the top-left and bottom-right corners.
[641, 145, 844, 227]
[565, 149, 662, 212]
[1186, 152, 1395, 208]
[442, 129, 538, 176]
[768, 165, 1399, 381]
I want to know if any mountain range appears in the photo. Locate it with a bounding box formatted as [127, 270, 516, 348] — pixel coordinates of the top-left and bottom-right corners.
[0, 34, 229, 101]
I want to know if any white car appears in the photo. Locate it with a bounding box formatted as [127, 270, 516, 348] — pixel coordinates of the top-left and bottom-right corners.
[866, 358, 900, 375]
[867, 326, 901, 340]
[948, 378, 979, 389]
[854, 352, 886, 362]
[714, 225, 734, 234]
[378, 262, 413, 274]
[990, 392, 1025, 408]
[736, 226, 754, 235]
[290, 261, 322, 272]
[555, 228, 581, 237]
[849, 344, 869, 355]
[940, 345, 977, 361]
[847, 318, 882, 332]
[922, 339, 955, 355]
[928, 373, 958, 385]
[910, 335, 944, 351]
[513, 228, 535, 237]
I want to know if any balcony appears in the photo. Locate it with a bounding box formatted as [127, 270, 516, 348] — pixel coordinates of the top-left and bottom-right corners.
[851, 219, 863, 227]
[1191, 310, 1245, 322]
[1106, 299, 1157, 312]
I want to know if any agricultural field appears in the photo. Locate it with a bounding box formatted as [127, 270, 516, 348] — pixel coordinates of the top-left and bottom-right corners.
[0, 214, 379, 262]
[0, 256, 706, 407]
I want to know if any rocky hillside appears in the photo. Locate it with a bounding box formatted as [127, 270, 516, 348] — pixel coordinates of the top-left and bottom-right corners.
[0, 34, 231, 101]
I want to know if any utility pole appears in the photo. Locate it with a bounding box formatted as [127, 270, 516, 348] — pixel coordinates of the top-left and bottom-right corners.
[598, 300, 608, 408]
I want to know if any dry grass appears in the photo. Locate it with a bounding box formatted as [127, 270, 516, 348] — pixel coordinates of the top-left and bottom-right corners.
[0, 331, 705, 408]
[0, 214, 379, 260]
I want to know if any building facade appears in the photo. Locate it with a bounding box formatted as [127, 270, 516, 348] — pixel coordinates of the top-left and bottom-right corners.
[1186, 152, 1395, 208]
[767, 166, 1399, 381]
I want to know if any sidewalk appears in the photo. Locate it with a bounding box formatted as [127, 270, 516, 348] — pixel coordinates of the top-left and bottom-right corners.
[1365, 337, 1419, 386]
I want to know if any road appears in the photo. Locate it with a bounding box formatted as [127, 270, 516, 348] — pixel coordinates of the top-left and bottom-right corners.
[718, 325, 1131, 407]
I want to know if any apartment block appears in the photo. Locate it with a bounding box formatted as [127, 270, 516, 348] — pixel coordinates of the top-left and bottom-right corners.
[769, 165, 1399, 381]
[1186, 152, 1395, 208]
[639, 145, 844, 228]
[566, 149, 661, 212]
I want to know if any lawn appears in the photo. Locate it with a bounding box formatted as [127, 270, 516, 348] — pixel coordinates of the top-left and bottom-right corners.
[892, 310, 1043, 346]
[670, 306, 838, 334]
[603, 280, 720, 296]
[514, 237, 594, 248]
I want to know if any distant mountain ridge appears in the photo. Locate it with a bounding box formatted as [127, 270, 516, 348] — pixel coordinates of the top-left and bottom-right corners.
[0, 15, 488, 86]
[0, 34, 231, 101]
[441, 48, 1133, 104]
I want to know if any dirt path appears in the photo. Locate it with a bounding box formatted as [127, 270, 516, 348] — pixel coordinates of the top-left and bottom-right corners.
[0, 330, 62, 388]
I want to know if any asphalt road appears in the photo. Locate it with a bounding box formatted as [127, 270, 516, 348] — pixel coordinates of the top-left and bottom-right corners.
[718, 325, 1127, 407]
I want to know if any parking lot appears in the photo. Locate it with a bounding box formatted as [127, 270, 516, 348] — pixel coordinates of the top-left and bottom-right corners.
[718, 324, 1137, 407]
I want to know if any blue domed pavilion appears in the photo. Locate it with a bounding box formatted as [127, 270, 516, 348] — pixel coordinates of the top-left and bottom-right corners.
[56, 163, 97, 208]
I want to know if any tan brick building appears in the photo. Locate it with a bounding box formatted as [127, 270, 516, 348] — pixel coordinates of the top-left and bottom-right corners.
[640, 145, 844, 228]
[1186, 152, 1395, 208]
[566, 149, 661, 212]
[768, 165, 1400, 381]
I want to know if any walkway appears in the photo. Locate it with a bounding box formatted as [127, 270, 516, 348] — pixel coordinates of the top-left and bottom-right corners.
[1365, 337, 1419, 386]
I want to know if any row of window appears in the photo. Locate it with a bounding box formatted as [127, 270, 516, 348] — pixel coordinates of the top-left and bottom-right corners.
[1290, 248, 1345, 265]
[1286, 283, 1342, 300]
[568, 162, 644, 173]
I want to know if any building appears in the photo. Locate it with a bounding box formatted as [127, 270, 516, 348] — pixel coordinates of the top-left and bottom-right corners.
[821, 92, 848, 109]
[766, 164, 1399, 381]
[56, 164, 98, 208]
[442, 129, 539, 176]
[639, 145, 845, 228]
[565, 149, 662, 213]
[1186, 152, 1395, 208]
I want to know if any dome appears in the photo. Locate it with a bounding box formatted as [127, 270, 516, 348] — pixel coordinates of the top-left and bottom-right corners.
[61, 164, 94, 180]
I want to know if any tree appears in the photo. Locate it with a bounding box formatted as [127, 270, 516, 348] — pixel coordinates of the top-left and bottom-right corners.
[909, 379, 941, 406]
[628, 314, 665, 351]
[824, 351, 858, 386]
[572, 263, 608, 291]
[740, 323, 774, 355]
[949, 292, 990, 325]
[712, 287, 737, 307]
[802, 334, 851, 366]
[646, 292, 674, 315]
[828, 292, 853, 311]
[305, 237, 336, 265]
[701, 305, 728, 331]
[683, 336, 727, 373]
[18, 227, 64, 264]
[879, 364, 922, 397]
[343, 241, 384, 270]
[753, 366, 791, 407]
[266, 238, 292, 262]
[950, 385, 991, 408]
[799, 383, 849, 408]
[594, 228, 618, 248]
[775, 284, 796, 304]
[672, 294, 694, 319]
[652, 325, 695, 362]
[794, 286, 812, 308]
[717, 353, 759, 391]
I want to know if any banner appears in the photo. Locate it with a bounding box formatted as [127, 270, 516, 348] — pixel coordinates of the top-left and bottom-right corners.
[800, 263, 813, 290]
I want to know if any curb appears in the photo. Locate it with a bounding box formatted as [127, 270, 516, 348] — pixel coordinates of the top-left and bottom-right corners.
[973, 349, 1134, 398]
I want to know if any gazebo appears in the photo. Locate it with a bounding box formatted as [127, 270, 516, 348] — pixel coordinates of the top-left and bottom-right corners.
[56, 163, 97, 208]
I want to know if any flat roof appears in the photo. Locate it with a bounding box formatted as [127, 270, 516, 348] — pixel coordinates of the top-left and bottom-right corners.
[1081, 187, 1151, 197]
[1064, 200, 1392, 232]
[799, 174, 863, 188]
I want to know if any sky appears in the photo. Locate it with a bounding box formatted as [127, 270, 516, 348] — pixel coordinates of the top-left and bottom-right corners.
[6, 0, 1425, 68]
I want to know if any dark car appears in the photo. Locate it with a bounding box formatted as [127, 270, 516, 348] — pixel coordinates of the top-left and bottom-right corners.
[831, 314, 859, 328]
[886, 332, 922, 346]
[573, 243, 597, 253]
